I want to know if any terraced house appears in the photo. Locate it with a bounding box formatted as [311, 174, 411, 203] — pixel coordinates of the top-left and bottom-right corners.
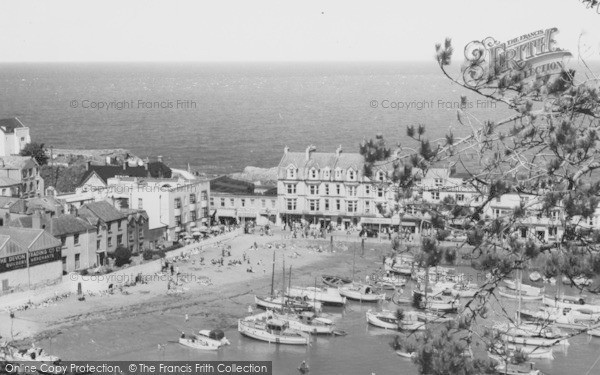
[78, 201, 129, 266]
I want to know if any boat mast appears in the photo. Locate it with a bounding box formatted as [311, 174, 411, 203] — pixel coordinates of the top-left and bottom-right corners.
[282, 257, 286, 299]
[517, 266, 522, 326]
[289, 265, 292, 295]
[352, 241, 356, 282]
[270, 252, 275, 298]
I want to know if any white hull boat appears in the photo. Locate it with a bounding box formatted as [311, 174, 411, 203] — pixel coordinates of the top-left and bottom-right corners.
[504, 280, 543, 296]
[179, 332, 227, 351]
[366, 309, 399, 330]
[321, 274, 352, 287]
[254, 295, 321, 312]
[273, 311, 334, 335]
[413, 291, 460, 312]
[0, 345, 60, 364]
[542, 295, 600, 314]
[339, 283, 386, 302]
[238, 312, 309, 345]
[498, 287, 542, 301]
[396, 350, 416, 358]
[588, 327, 600, 337]
[287, 286, 347, 306]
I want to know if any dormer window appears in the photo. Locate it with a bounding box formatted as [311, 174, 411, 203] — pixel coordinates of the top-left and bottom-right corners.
[322, 168, 330, 180]
[347, 169, 356, 181]
[335, 168, 343, 180]
[377, 170, 385, 182]
[309, 168, 318, 179]
[287, 166, 297, 179]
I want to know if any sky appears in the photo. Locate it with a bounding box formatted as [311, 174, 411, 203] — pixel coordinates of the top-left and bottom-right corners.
[0, 0, 599, 62]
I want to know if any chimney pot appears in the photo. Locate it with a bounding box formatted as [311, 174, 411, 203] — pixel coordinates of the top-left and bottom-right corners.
[336, 145, 342, 157]
[284, 146, 289, 154]
[305, 145, 316, 161]
[157, 155, 163, 163]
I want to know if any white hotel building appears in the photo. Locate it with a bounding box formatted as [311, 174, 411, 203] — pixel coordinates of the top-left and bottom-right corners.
[276, 146, 398, 229]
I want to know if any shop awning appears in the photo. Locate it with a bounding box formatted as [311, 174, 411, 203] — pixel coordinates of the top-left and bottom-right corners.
[216, 209, 237, 218]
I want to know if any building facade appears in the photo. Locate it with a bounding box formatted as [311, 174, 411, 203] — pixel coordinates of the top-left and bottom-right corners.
[0, 118, 31, 157]
[0, 156, 44, 198]
[276, 146, 397, 229]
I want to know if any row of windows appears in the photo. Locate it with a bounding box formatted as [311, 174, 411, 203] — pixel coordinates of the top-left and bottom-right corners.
[285, 183, 385, 197]
[175, 208, 209, 226]
[286, 167, 387, 181]
[216, 197, 277, 209]
[173, 192, 208, 209]
[285, 198, 369, 213]
[21, 168, 38, 179]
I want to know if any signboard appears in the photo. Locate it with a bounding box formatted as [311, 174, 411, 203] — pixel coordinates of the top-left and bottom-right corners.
[0, 253, 27, 273]
[29, 247, 62, 267]
[0, 247, 62, 274]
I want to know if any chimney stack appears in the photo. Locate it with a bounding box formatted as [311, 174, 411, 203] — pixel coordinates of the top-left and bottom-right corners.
[86, 161, 91, 171]
[305, 145, 316, 161]
[157, 155, 163, 163]
[335, 145, 342, 157]
[32, 209, 43, 229]
[122, 161, 127, 171]
[284, 146, 289, 155]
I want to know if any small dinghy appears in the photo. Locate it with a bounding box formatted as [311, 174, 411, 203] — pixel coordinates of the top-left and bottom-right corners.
[179, 330, 229, 351]
[321, 275, 352, 287]
[339, 283, 386, 302]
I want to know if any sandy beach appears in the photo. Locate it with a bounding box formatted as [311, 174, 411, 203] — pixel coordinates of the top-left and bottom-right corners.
[0, 231, 393, 359]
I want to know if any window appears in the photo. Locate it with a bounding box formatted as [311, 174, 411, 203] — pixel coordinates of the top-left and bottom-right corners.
[286, 184, 297, 194]
[310, 168, 318, 179]
[190, 210, 197, 221]
[286, 198, 297, 211]
[175, 215, 182, 226]
[336, 184, 341, 195]
[139, 227, 144, 238]
[117, 220, 122, 231]
[74, 234, 79, 245]
[220, 198, 225, 207]
[377, 171, 385, 181]
[347, 169, 356, 181]
[230, 198, 234, 206]
[261, 199, 266, 208]
[75, 254, 80, 270]
[347, 186, 357, 197]
[309, 185, 318, 195]
[323, 169, 330, 179]
[61, 236, 66, 246]
[108, 237, 113, 247]
[250, 199, 255, 206]
[336, 199, 341, 210]
[346, 201, 357, 212]
[365, 185, 370, 195]
[325, 184, 330, 195]
[201, 191, 208, 201]
[432, 191, 440, 200]
[335, 169, 342, 180]
[138, 198, 143, 209]
[117, 234, 123, 244]
[377, 187, 384, 198]
[209, 197, 214, 207]
[324, 199, 330, 211]
[365, 201, 371, 213]
[203, 207, 209, 217]
[241, 199, 246, 207]
[271, 200, 276, 208]
[287, 167, 297, 179]
[435, 178, 443, 187]
[190, 193, 196, 203]
[97, 240, 101, 250]
[175, 198, 182, 208]
[456, 194, 464, 202]
[309, 199, 320, 211]
[96, 226, 100, 236]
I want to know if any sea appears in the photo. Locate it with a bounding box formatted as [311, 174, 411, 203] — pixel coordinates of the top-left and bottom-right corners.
[0, 62, 516, 174]
[4, 62, 600, 374]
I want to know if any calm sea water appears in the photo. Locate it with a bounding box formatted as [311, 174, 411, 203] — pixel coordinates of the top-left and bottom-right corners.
[0, 62, 514, 174]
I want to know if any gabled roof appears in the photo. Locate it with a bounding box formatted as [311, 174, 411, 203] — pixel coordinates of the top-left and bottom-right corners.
[79, 162, 172, 186]
[79, 201, 128, 223]
[0, 234, 26, 258]
[10, 214, 95, 237]
[0, 196, 19, 210]
[277, 149, 366, 180]
[0, 226, 61, 251]
[0, 156, 37, 170]
[0, 117, 26, 133]
[26, 197, 64, 214]
[0, 176, 21, 187]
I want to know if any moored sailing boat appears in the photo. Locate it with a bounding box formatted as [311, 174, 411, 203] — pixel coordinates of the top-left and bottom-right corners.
[238, 311, 310, 345]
